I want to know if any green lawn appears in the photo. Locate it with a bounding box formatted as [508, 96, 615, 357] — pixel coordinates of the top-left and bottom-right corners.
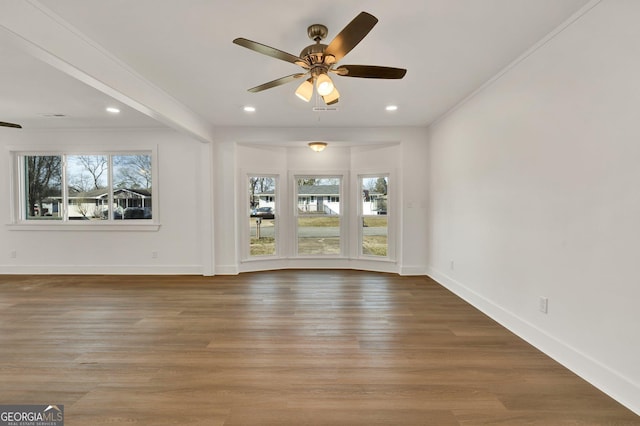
[363, 216, 387, 227]
[362, 235, 388, 257]
[250, 214, 388, 256]
[297, 216, 340, 227]
[250, 237, 275, 256]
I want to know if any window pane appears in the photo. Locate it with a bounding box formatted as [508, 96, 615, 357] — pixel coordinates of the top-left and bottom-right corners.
[249, 176, 276, 256]
[24, 155, 62, 220]
[362, 216, 388, 256]
[297, 216, 341, 255]
[67, 155, 109, 220]
[297, 178, 341, 255]
[361, 176, 388, 257]
[113, 155, 153, 220]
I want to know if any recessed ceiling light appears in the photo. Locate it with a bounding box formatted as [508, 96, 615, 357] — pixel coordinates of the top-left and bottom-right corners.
[106, 107, 120, 114]
[385, 105, 398, 111]
[243, 106, 256, 112]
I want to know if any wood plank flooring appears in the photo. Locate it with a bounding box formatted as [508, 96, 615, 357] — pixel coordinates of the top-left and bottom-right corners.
[0, 271, 637, 425]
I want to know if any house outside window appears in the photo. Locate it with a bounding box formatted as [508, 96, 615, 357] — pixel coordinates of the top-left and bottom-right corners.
[295, 177, 342, 256]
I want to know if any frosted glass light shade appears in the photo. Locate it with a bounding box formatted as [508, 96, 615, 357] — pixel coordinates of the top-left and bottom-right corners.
[322, 86, 340, 105]
[308, 142, 327, 152]
[316, 73, 334, 96]
[295, 79, 313, 102]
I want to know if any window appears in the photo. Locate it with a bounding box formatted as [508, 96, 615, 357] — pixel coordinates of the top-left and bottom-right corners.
[67, 155, 108, 220]
[17, 152, 153, 223]
[360, 175, 388, 257]
[24, 155, 62, 220]
[296, 177, 342, 256]
[248, 176, 277, 256]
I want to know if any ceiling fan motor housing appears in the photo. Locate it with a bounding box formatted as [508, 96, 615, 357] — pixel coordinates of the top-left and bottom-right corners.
[307, 24, 328, 42]
[302, 24, 336, 66]
[300, 43, 329, 66]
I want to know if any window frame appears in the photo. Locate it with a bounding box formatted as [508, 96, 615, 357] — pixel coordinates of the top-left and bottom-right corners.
[8, 146, 159, 231]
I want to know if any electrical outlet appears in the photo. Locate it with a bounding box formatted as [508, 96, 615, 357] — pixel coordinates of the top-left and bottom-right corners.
[539, 297, 549, 314]
[151, 251, 158, 259]
[10, 250, 17, 259]
[450, 260, 454, 270]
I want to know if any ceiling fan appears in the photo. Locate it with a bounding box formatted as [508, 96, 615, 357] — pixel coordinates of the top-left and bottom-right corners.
[233, 11, 406, 105]
[0, 121, 22, 129]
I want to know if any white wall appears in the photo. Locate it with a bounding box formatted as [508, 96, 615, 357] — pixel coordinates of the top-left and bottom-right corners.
[0, 128, 211, 274]
[427, 0, 639, 414]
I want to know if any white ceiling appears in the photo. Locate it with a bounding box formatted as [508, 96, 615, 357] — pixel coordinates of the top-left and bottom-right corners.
[0, 0, 591, 136]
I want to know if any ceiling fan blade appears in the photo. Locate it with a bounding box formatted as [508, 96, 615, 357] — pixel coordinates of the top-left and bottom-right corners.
[233, 38, 307, 66]
[324, 12, 378, 62]
[0, 121, 22, 128]
[335, 65, 407, 79]
[248, 73, 307, 93]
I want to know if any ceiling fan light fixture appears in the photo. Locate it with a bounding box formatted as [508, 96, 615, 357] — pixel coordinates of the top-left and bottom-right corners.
[316, 73, 334, 96]
[322, 86, 340, 105]
[295, 79, 314, 102]
[308, 141, 328, 152]
[233, 12, 407, 107]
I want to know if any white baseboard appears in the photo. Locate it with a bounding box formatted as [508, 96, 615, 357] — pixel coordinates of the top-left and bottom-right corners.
[426, 266, 640, 416]
[237, 258, 400, 275]
[399, 265, 427, 276]
[215, 264, 240, 275]
[0, 264, 203, 275]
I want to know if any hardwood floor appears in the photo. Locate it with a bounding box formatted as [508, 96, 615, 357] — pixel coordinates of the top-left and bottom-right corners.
[0, 271, 637, 425]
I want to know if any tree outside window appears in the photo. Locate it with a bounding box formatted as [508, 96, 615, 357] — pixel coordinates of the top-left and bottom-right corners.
[25, 156, 62, 220]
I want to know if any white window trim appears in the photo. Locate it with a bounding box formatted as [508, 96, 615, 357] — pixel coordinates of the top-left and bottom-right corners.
[6, 145, 159, 231]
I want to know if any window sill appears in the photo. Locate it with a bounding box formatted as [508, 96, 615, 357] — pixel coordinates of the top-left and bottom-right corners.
[6, 222, 160, 232]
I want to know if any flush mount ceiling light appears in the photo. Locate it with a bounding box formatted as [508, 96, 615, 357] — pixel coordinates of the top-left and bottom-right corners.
[308, 141, 328, 152]
[385, 105, 398, 111]
[243, 106, 256, 112]
[106, 107, 120, 114]
[233, 11, 406, 106]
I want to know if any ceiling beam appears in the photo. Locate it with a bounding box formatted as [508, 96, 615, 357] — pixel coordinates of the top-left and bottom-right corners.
[0, 0, 215, 143]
